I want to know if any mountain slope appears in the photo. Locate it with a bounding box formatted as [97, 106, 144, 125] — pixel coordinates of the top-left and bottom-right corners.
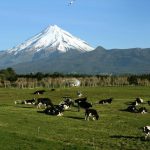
[12, 47, 150, 74]
[7, 25, 94, 54]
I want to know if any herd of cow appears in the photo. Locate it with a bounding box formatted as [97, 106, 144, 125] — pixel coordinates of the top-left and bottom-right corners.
[14, 89, 150, 140]
[125, 97, 149, 114]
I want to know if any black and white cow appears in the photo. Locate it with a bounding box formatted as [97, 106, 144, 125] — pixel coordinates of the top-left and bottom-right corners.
[143, 126, 150, 140]
[59, 98, 73, 110]
[36, 98, 53, 109]
[24, 98, 36, 105]
[138, 107, 148, 114]
[136, 97, 144, 104]
[85, 109, 99, 121]
[131, 98, 143, 106]
[75, 97, 87, 103]
[34, 90, 46, 95]
[75, 97, 92, 112]
[99, 98, 113, 104]
[44, 105, 63, 116]
[76, 101, 92, 112]
[126, 105, 137, 113]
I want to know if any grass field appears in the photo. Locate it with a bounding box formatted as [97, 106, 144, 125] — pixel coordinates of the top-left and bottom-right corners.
[0, 86, 150, 150]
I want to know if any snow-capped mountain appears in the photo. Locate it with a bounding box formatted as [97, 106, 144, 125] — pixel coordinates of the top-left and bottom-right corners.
[7, 25, 94, 55]
[2, 25, 150, 74]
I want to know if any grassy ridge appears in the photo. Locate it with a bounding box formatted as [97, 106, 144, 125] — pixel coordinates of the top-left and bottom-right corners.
[0, 87, 150, 150]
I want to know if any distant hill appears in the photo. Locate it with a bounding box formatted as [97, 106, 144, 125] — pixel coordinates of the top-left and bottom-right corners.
[10, 47, 150, 74]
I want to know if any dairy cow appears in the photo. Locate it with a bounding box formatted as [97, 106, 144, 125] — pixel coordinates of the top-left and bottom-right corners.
[126, 105, 137, 113]
[34, 90, 46, 95]
[44, 105, 64, 116]
[99, 98, 113, 104]
[75, 97, 92, 112]
[36, 98, 53, 109]
[138, 107, 148, 114]
[24, 98, 36, 105]
[143, 126, 150, 140]
[85, 109, 99, 121]
[59, 97, 73, 110]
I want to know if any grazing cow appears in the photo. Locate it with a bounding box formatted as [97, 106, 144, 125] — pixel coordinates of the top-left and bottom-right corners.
[126, 105, 137, 113]
[44, 105, 63, 116]
[148, 101, 150, 105]
[143, 126, 150, 140]
[85, 109, 99, 121]
[138, 107, 148, 114]
[99, 98, 113, 104]
[34, 90, 46, 95]
[59, 98, 73, 110]
[75, 97, 87, 104]
[36, 98, 53, 109]
[24, 98, 36, 105]
[136, 97, 144, 103]
[76, 101, 92, 112]
[131, 98, 143, 106]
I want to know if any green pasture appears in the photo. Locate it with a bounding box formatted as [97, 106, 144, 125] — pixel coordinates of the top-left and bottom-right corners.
[0, 86, 150, 150]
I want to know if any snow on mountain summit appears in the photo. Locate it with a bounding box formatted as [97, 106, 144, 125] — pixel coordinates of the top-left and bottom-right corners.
[7, 25, 94, 55]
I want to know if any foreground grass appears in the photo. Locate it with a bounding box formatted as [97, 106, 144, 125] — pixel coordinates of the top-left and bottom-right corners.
[0, 86, 150, 150]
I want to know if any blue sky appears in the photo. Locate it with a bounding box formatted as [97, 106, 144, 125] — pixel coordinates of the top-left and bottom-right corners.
[0, 0, 150, 50]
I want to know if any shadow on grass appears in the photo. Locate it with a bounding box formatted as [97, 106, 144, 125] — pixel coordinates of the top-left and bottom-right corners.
[124, 101, 148, 106]
[14, 105, 35, 109]
[37, 111, 44, 113]
[118, 109, 134, 112]
[119, 109, 138, 113]
[110, 135, 145, 141]
[119, 109, 127, 112]
[64, 109, 78, 112]
[65, 116, 84, 120]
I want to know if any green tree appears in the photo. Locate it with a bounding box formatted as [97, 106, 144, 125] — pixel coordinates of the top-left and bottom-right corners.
[0, 68, 17, 82]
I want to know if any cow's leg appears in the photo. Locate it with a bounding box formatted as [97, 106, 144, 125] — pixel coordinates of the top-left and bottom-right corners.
[37, 103, 42, 109]
[85, 114, 87, 120]
[145, 132, 150, 140]
[78, 104, 80, 112]
[37, 104, 39, 109]
[92, 116, 95, 121]
[57, 112, 63, 116]
[87, 116, 89, 121]
[44, 104, 47, 109]
[145, 133, 148, 140]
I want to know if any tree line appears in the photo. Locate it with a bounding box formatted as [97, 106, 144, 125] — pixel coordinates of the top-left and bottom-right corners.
[0, 68, 150, 88]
